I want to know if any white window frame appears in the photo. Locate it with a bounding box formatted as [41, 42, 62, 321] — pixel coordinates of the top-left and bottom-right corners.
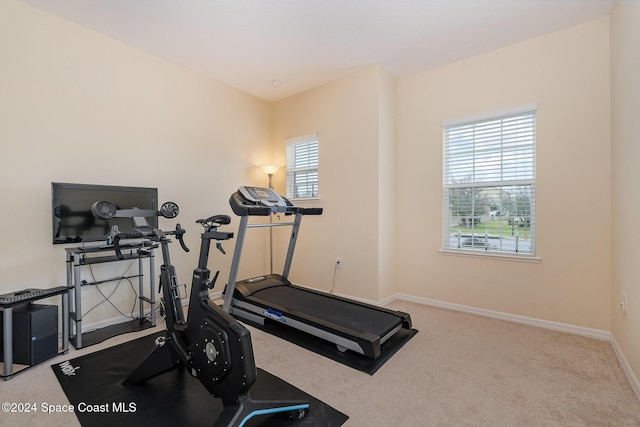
[285, 132, 319, 200]
[441, 104, 539, 261]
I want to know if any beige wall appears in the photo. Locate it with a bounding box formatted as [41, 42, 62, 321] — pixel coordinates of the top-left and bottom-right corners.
[377, 69, 397, 301]
[273, 18, 614, 333]
[395, 17, 612, 329]
[271, 66, 392, 300]
[0, 0, 270, 326]
[611, 1, 640, 386]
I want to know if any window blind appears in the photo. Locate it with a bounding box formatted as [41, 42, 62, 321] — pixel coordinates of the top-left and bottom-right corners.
[285, 133, 319, 199]
[443, 107, 536, 255]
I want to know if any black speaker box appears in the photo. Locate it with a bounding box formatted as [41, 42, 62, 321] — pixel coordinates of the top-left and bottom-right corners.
[0, 303, 58, 365]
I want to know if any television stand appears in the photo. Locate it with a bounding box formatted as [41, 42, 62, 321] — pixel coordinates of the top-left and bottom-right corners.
[66, 243, 157, 349]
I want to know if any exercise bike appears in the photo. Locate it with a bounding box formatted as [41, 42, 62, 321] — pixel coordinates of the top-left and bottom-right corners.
[107, 209, 309, 426]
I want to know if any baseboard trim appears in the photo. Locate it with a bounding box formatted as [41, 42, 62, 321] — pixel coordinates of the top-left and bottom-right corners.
[392, 293, 640, 402]
[610, 334, 640, 402]
[393, 293, 611, 340]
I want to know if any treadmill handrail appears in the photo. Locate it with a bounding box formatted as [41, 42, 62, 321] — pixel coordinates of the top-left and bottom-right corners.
[229, 193, 272, 217]
[300, 207, 323, 215]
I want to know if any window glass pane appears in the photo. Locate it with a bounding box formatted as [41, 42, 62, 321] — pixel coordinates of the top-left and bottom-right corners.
[293, 171, 318, 198]
[443, 109, 535, 256]
[445, 184, 534, 254]
[286, 135, 319, 199]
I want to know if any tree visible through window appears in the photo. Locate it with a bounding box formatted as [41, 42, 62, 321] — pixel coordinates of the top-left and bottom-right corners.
[286, 133, 319, 199]
[443, 106, 536, 256]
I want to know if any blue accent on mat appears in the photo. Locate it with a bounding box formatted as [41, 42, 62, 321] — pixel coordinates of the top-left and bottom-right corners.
[239, 404, 310, 427]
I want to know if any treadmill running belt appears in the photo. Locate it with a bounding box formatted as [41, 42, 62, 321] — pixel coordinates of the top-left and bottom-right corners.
[249, 285, 402, 338]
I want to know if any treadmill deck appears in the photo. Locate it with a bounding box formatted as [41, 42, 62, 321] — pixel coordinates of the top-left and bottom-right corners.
[235, 277, 404, 340]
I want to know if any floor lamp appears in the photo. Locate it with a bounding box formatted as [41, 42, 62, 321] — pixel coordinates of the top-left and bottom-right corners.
[261, 164, 280, 274]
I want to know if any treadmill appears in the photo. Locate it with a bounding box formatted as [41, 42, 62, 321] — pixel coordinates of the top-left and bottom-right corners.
[223, 186, 412, 359]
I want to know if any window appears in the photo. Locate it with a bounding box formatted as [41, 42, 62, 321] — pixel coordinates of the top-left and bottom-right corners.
[442, 105, 536, 257]
[286, 133, 319, 199]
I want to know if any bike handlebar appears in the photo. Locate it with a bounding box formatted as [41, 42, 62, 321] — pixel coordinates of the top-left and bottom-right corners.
[166, 223, 190, 253]
[112, 224, 189, 259]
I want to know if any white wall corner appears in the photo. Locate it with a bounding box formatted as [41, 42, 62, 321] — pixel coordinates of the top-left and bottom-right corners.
[610, 334, 640, 402]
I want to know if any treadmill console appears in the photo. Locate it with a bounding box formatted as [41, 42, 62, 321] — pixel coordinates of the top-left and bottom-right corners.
[238, 186, 288, 213]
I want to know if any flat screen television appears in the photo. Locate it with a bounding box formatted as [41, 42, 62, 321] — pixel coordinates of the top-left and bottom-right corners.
[51, 182, 158, 244]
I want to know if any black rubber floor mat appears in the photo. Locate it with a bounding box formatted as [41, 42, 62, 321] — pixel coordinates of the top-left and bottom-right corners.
[52, 332, 348, 426]
[242, 318, 418, 375]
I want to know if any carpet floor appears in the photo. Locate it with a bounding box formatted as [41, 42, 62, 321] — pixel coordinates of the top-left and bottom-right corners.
[1, 300, 639, 426]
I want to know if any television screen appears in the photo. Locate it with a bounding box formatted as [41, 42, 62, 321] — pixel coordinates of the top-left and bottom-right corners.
[51, 182, 158, 244]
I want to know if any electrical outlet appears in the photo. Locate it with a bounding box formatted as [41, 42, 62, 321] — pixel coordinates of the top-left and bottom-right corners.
[336, 258, 343, 269]
[619, 292, 628, 315]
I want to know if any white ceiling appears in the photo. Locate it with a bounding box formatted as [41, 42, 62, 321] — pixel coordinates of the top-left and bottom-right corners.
[21, 0, 613, 102]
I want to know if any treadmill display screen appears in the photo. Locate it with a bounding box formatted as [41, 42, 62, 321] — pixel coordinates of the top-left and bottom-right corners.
[254, 189, 272, 200]
[239, 186, 287, 210]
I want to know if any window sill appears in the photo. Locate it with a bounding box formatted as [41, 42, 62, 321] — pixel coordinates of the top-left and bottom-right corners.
[439, 248, 541, 263]
[290, 197, 320, 203]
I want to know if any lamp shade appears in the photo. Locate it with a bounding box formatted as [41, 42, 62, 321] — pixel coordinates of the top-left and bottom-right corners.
[261, 164, 280, 175]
